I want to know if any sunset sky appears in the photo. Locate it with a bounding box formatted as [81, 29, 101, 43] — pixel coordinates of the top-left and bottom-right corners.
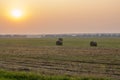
[0, 0, 120, 34]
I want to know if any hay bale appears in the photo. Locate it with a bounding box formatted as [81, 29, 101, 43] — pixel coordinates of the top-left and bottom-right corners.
[90, 41, 97, 47]
[56, 38, 63, 46]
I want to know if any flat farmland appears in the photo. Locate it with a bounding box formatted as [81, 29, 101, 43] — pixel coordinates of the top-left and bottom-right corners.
[0, 38, 120, 80]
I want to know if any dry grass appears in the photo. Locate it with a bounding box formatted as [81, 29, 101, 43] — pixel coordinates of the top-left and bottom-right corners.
[0, 38, 120, 79]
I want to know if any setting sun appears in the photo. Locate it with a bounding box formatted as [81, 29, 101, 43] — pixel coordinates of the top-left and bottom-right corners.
[7, 8, 28, 22]
[11, 9, 23, 18]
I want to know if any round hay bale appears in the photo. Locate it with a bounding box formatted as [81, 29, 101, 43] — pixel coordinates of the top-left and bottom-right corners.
[56, 38, 63, 46]
[90, 41, 97, 47]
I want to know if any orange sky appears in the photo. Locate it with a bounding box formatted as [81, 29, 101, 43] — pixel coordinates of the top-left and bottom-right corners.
[0, 0, 120, 34]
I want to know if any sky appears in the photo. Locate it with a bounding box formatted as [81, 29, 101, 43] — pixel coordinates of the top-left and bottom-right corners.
[0, 0, 120, 34]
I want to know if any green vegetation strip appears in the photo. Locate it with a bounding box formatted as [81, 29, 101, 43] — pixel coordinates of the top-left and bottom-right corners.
[0, 70, 111, 80]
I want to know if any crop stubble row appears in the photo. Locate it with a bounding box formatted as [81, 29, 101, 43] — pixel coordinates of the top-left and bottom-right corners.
[0, 47, 120, 79]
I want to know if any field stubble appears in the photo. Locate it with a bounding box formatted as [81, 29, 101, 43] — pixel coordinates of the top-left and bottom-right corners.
[0, 38, 120, 79]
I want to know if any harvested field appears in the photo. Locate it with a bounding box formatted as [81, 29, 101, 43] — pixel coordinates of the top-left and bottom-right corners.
[0, 38, 120, 79]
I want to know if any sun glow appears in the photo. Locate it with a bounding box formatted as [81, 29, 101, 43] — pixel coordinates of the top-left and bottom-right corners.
[11, 9, 23, 18]
[6, 8, 29, 22]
